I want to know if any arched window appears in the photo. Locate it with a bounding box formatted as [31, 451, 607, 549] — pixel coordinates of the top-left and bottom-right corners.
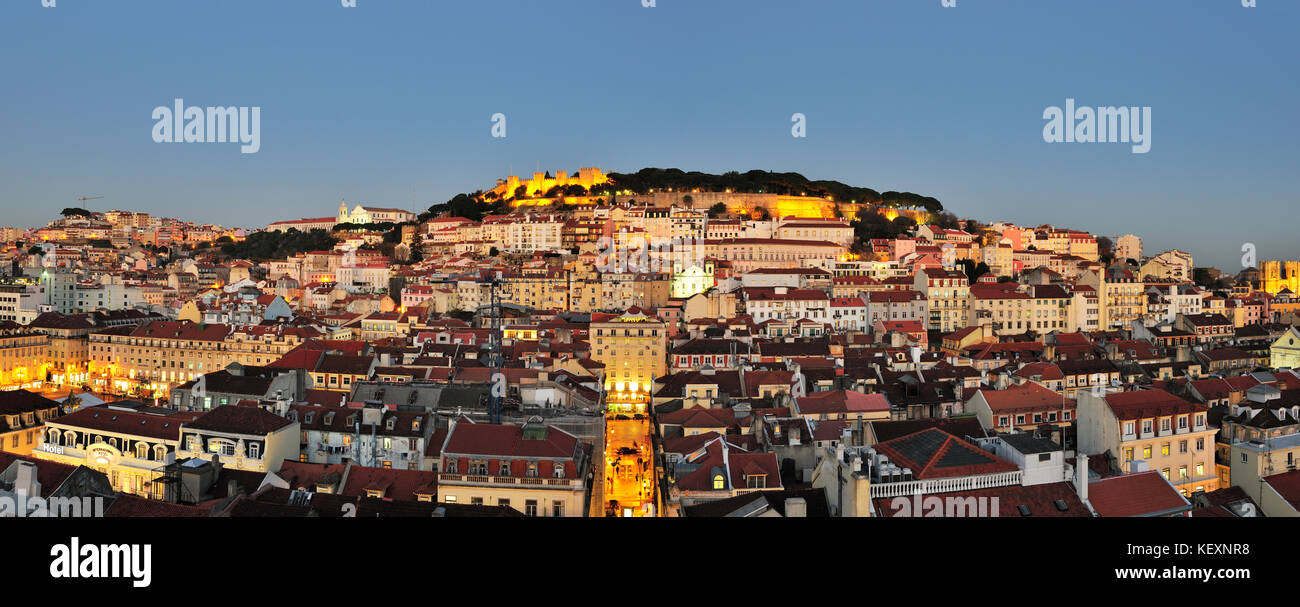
[712, 474, 725, 490]
[46, 429, 60, 445]
[445, 459, 458, 473]
[64, 432, 77, 447]
[154, 445, 167, 461]
[136, 443, 149, 459]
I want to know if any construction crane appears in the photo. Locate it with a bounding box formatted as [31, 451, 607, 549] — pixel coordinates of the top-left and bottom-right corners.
[76, 195, 104, 209]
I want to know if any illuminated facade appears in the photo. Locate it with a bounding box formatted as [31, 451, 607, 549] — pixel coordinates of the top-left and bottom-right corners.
[1262, 261, 1300, 296]
[492, 167, 610, 201]
[0, 328, 49, 390]
[35, 407, 197, 497]
[591, 309, 666, 412]
[337, 202, 417, 225]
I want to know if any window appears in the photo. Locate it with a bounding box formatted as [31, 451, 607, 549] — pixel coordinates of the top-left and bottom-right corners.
[552, 501, 565, 517]
[712, 474, 725, 490]
[525, 500, 538, 517]
[249, 443, 260, 459]
[1161, 443, 1170, 456]
[526, 461, 538, 478]
[498, 498, 510, 508]
[1124, 422, 1134, 436]
[1178, 416, 1188, 430]
[470, 497, 483, 505]
[1161, 418, 1170, 433]
[1179, 466, 1188, 480]
[1142, 420, 1153, 434]
[1196, 438, 1205, 451]
[1179, 440, 1187, 454]
[1143, 446, 1152, 459]
[1124, 448, 1134, 461]
[499, 462, 511, 476]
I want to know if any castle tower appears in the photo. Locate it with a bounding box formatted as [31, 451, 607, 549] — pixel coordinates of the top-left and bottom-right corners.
[338, 200, 349, 222]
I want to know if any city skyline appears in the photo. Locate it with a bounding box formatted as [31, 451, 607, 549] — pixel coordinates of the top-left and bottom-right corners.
[1, 0, 1296, 270]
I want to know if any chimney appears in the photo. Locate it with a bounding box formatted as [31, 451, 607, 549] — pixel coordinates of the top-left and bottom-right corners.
[1074, 453, 1088, 502]
[14, 461, 40, 499]
[784, 497, 807, 518]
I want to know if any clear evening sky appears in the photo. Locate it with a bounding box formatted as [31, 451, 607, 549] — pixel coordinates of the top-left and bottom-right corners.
[1, 0, 1295, 270]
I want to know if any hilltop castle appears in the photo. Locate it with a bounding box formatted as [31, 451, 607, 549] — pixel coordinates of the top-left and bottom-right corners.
[490, 167, 610, 200]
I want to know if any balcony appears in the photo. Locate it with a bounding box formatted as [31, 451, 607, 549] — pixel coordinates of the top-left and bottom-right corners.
[869, 470, 1023, 499]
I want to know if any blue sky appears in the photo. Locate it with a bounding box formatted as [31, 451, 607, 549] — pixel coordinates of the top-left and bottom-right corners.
[1, 0, 1295, 270]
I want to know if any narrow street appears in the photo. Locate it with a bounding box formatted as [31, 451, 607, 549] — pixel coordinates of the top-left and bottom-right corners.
[601, 416, 656, 517]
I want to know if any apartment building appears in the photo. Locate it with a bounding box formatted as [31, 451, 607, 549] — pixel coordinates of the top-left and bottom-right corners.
[1077, 388, 1218, 495]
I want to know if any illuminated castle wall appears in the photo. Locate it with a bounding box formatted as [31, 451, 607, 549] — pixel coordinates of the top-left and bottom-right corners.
[1262, 260, 1300, 295]
[612, 191, 865, 220]
[492, 167, 610, 200]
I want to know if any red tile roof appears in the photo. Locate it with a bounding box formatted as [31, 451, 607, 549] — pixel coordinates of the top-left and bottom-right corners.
[186, 405, 295, 435]
[874, 428, 1019, 479]
[50, 407, 198, 441]
[1103, 389, 1206, 422]
[977, 382, 1074, 414]
[1087, 471, 1190, 517]
[794, 390, 890, 416]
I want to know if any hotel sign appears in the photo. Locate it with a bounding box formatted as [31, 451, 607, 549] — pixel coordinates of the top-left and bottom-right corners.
[40, 444, 64, 455]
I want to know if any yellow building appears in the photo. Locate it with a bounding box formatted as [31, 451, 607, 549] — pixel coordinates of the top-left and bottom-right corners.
[1077, 388, 1219, 496]
[1271, 326, 1300, 369]
[591, 309, 667, 412]
[88, 321, 232, 398]
[0, 390, 65, 456]
[1079, 268, 1146, 330]
[1262, 260, 1300, 296]
[1230, 433, 1300, 513]
[0, 327, 49, 389]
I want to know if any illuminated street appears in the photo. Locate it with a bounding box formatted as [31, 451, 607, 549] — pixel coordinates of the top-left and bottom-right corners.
[602, 415, 656, 517]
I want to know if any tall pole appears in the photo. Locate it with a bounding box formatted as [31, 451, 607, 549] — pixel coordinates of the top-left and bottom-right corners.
[489, 271, 503, 424]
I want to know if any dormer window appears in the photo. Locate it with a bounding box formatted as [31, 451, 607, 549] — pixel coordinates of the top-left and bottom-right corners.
[445, 459, 458, 473]
[411, 419, 421, 432]
[553, 462, 566, 478]
[304, 411, 315, 424]
[499, 462, 511, 476]
[324, 412, 335, 425]
[712, 474, 725, 490]
[385, 417, 395, 431]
